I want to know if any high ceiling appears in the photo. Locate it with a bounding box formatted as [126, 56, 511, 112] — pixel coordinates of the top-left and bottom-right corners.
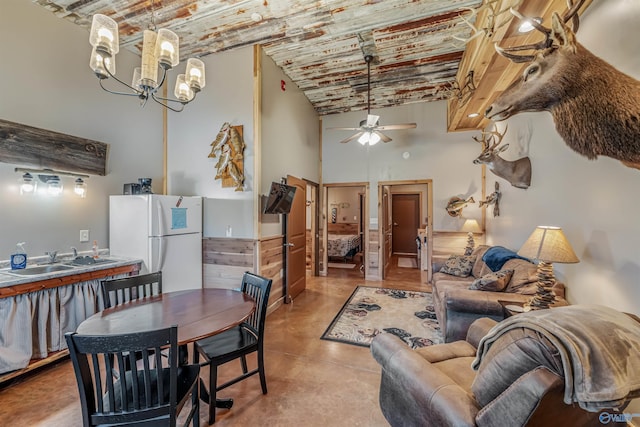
[35, 0, 482, 116]
[33, 0, 591, 129]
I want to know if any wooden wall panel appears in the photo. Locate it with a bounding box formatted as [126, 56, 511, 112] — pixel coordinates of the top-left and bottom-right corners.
[327, 222, 358, 234]
[259, 236, 284, 307]
[366, 227, 380, 280]
[202, 237, 256, 289]
[432, 231, 485, 255]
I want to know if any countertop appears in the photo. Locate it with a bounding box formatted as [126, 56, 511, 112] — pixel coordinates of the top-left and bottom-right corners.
[0, 256, 142, 289]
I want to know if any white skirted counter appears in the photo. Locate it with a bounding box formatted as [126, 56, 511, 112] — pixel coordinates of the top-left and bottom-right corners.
[0, 258, 141, 378]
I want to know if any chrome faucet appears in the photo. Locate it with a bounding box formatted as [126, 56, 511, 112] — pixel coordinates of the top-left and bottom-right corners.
[45, 251, 58, 263]
[71, 247, 78, 258]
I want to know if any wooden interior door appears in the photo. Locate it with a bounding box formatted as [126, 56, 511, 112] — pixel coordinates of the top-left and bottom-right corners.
[382, 187, 392, 278]
[285, 175, 307, 302]
[391, 193, 420, 255]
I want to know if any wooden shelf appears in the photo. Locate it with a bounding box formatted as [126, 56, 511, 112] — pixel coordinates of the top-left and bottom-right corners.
[447, 0, 592, 132]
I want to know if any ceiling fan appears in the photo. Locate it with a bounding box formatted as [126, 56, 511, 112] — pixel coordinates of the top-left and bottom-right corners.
[329, 55, 417, 145]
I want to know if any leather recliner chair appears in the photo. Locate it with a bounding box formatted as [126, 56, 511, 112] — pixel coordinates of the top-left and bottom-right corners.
[370, 317, 628, 427]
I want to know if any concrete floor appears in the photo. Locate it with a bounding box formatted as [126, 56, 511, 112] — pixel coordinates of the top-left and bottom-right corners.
[0, 256, 425, 426]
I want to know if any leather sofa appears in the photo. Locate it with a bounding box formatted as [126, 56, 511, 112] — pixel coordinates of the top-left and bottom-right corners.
[371, 316, 629, 427]
[432, 245, 568, 342]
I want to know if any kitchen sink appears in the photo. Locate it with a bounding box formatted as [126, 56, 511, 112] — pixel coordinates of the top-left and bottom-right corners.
[66, 256, 118, 266]
[4, 264, 76, 276]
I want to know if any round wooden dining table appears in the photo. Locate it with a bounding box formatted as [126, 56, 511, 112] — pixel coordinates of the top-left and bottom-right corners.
[77, 288, 256, 345]
[77, 288, 255, 410]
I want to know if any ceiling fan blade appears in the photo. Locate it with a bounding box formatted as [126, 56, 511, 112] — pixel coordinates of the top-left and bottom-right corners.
[376, 123, 417, 130]
[340, 132, 365, 144]
[366, 114, 380, 127]
[374, 131, 392, 143]
[327, 126, 362, 130]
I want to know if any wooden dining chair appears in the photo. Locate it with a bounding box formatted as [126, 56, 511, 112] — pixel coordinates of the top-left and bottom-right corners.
[65, 325, 200, 427]
[101, 271, 163, 309]
[193, 272, 273, 424]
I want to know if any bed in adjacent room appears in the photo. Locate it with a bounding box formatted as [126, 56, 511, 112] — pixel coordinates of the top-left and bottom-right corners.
[327, 223, 361, 262]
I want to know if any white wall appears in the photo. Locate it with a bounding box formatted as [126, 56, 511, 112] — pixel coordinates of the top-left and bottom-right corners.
[166, 47, 255, 239]
[260, 51, 321, 237]
[322, 101, 482, 231]
[0, 0, 162, 258]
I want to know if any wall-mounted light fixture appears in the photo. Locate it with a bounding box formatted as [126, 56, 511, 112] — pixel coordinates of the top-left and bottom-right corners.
[15, 168, 89, 197]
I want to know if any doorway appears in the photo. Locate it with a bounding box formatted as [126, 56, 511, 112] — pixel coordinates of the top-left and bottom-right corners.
[285, 175, 307, 302]
[323, 182, 368, 279]
[391, 193, 420, 255]
[305, 180, 319, 277]
[379, 180, 432, 282]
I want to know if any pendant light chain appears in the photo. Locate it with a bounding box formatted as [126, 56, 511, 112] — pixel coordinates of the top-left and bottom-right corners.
[149, 0, 157, 31]
[366, 55, 372, 115]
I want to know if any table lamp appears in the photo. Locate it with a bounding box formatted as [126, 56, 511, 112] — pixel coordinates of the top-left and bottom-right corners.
[517, 226, 579, 310]
[462, 219, 481, 255]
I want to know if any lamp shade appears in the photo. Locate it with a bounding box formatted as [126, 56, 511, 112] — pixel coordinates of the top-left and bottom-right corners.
[89, 14, 119, 56]
[155, 28, 180, 69]
[185, 58, 206, 91]
[461, 219, 481, 233]
[518, 226, 579, 264]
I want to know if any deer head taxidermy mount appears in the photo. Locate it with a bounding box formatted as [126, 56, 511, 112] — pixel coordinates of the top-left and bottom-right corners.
[485, 0, 640, 170]
[473, 126, 532, 189]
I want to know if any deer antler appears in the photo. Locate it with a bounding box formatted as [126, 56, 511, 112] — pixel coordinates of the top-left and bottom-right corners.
[495, 0, 587, 62]
[472, 133, 490, 150]
[479, 126, 507, 151]
[452, 0, 523, 47]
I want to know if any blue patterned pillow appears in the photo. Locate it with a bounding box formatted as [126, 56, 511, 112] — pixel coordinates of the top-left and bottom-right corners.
[439, 255, 476, 277]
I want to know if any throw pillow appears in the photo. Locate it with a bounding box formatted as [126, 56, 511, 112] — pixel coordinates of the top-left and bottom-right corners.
[503, 259, 539, 295]
[439, 255, 476, 277]
[469, 269, 514, 292]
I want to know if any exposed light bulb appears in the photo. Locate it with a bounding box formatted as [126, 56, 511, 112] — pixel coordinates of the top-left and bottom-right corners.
[74, 178, 87, 198]
[519, 17, 542, 33]
[97, 28, 114, 43]
[47, 177, 63, 196]
[160, 40, 175, 55]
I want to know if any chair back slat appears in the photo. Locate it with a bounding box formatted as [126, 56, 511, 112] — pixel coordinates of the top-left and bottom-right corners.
[65, 325, 183, 426]
[101, 272, 163, 309]
[240, 272, 272, 337]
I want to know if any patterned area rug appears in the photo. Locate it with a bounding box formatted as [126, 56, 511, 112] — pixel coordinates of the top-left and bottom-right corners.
[321, 286, 443, 348]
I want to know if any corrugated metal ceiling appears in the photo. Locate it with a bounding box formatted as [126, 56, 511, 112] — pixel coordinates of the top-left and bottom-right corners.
[34, 0, 483, 115]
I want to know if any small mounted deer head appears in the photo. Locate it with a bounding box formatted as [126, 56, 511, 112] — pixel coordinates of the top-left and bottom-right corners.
[473, 126, 532, 189]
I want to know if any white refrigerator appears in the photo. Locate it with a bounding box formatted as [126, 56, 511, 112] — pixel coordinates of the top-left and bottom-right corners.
[109, 194, 203, 292]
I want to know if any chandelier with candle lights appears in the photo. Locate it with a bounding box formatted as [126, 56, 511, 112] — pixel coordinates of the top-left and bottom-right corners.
[88, 3, 205, 112]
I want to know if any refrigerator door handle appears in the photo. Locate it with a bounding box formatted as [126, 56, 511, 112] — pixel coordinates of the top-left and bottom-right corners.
[156, 200, 165, 236]
[159, 236, 166, 270]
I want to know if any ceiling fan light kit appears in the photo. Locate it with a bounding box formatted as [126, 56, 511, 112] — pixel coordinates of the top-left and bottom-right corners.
[329, 55, 416, 145]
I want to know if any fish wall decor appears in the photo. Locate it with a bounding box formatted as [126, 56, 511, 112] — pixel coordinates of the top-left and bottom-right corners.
[479, 181, 501, 217]
[209, 123, 245, 191]
[446, 196, 475, 217]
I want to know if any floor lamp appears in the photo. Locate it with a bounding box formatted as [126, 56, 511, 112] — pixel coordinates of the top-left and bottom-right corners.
[517, 226, 579, 310]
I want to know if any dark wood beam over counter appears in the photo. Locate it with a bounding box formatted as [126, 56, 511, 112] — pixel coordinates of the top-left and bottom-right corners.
[0, 119, 109, 176]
